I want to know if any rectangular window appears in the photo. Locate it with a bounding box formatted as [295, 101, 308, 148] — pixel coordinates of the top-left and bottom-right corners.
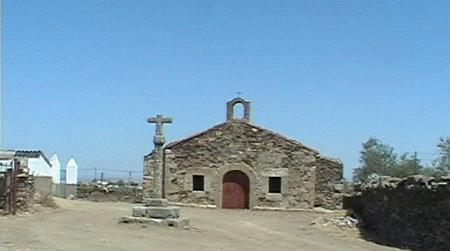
[268, 177, 282, 193]
[192, 175, 204, 191]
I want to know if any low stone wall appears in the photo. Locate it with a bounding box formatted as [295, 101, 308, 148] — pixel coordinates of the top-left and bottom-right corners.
[16, 173, 35, 211]
[350, 175, 450, 251]
[77, 182, 143, 203]
[34, 176, 53, 195]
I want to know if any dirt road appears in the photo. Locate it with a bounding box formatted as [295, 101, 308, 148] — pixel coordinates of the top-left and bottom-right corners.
[0, 199, 400, 251]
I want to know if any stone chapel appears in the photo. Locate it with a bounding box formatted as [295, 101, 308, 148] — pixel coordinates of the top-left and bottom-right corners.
[143, 97, 343, 210]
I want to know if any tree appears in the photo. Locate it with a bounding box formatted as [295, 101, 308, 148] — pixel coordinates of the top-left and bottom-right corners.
[395, 153, 422, 177]
[353, 138, 422, 182]
[353, 138, 397, 182]
[432, 137, 450, 176]
[420, 167, 446, 177]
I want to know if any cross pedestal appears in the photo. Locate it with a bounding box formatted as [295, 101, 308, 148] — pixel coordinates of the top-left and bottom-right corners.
[123, 114, 188, 227]
[120, 198, 189, 228]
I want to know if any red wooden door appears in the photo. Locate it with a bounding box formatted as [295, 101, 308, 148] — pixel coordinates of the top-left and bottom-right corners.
[222, 170, 249, 209]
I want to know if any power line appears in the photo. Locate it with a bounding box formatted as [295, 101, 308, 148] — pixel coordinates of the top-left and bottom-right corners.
[78, 168, 141, 173]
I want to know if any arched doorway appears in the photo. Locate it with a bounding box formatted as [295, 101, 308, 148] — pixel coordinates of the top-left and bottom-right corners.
[222, 170, 250, 209]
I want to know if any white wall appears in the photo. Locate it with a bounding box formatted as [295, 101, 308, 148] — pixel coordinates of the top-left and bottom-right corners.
[66, 158, 78, 185]
[0, 159, 13, 172]
[50, 154, 61, 184]
[28, 156, 52, 177]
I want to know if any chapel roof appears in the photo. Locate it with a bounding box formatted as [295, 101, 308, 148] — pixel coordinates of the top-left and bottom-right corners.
[165, 97, 319, 152]
[156, 97, 341, 164]
[165, 119, 319, 153]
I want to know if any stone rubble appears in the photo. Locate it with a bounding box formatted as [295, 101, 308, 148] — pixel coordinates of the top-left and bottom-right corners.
[321, 216, 359, 229]
[77, 181, 143, 203]
[311, 214, 359, 230]
[16, 173, 35, 212]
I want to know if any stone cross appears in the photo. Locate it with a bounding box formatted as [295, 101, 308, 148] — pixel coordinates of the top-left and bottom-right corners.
[147, 114, 172, 148]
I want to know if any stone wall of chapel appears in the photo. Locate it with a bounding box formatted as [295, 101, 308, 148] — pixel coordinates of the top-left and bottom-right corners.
[315, 156, 343, 209]
[163, 122, 323, 209]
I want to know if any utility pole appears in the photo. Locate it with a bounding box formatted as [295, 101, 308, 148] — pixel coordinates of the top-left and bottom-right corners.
[0, 0, 3, 149]
[128, 170, 132, 185]
[414, 151, 418, 173]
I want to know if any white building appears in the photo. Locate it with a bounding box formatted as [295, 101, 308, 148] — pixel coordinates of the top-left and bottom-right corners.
[50, 154, 61, 184]
[0, 150, 15, 171]
[66, 157, 78, 185]
[15, 151, 52, 177]
[0, 150, 79, 197]
[0, 150, 62, 181]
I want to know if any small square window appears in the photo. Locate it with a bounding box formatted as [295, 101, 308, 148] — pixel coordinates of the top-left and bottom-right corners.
[193, 175, 204, 191]
[268, 177, 282, 193]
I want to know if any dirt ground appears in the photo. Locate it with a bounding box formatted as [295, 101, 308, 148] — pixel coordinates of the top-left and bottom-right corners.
[0, 199, 401, 251]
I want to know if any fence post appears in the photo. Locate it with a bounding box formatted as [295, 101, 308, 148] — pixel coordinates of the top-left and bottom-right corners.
[6, 166, 11, 214]
[10, 159, 17, 215]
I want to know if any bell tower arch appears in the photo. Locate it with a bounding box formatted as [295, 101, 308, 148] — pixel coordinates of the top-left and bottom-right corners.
[226, 97, 251, 122]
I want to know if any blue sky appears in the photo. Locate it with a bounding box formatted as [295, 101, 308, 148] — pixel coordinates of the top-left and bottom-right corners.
[4, 1, 450, 179]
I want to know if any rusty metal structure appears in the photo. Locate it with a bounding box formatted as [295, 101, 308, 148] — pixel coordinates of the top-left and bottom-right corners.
[0, 159, 18, 214]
